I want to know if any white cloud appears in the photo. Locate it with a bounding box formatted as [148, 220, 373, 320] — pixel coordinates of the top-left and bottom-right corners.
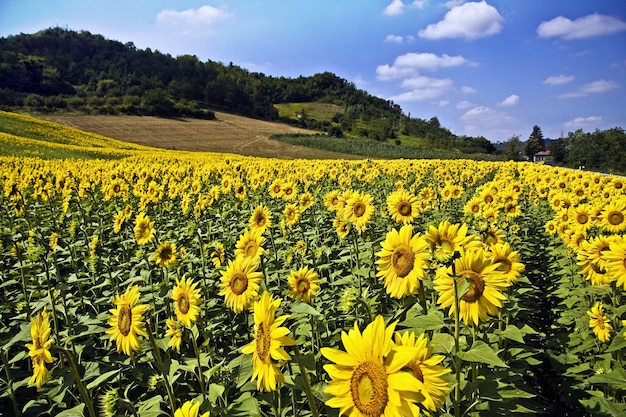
[461, 85, 477, 94]
[390, 76, 453, 101]
[497, 94, 519, 107]
[419, 1, 504, 40]
[461, 106, 512, 128]
[439, 100, 450, 107]
[412, 0, 427, 8]
[564, 116, 603, 127]
[457, 100, 474, 109]
[537, 13, 626, 40]
[376, 52, 471, 80]
[384, 34, 405, 43]
[543, 74, 575, 85]
[384, 0, 404, 16]
[559, 79, 619, 98]
[157, 5, 230, 28]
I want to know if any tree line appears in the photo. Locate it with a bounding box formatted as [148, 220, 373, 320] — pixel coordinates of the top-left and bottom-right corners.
[0, 27, 499, 154]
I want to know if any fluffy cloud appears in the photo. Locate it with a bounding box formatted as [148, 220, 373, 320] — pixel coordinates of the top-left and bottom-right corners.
[157, 5, 230, 27]
[384, 34, 405, 43]
[457, 100, 474, 109]
[383, 0, 404, 16]
[461, 86, 477, 94]
[390, 76, 453, 101]
[543, 74, 575, 85]
[564, 116, 603, 127]
[497, 94, 519, 107]
[376, 52, 470, 80]
[559, 79, 619, 98]
[419, 1, 504, 40]
[537, 13, 626, 39]
[461, 106, 512, 128]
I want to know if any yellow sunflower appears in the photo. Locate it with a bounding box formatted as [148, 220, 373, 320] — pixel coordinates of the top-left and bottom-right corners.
[174, 400, 210, 417]
[235, 228, 266, 262]
[241, 292, 296, 392]
[375, 225, 431, 299]
[299, 191, 315, 211]
[344, 191, 375, 233]
[576, 236, 615, 286]
[210, 241, 225, 268]
[394, 331, 452, 413]
[587, 302, 613, 342]
[425, 220, 481, 264]
[604, 236, 626, 289]
[134, 212, 155, 245]
[569, 204, 595, 233]
[106, 285, 150, 356]
[598, 198, 626, 233]
[113, 210, 125, 234]
[324, 190, 342, 212]
[218, 255, 263, 313]
[321, 315, 425, 417]
[488, 242, 525, 284]
[463, 197, 483, 217]
[26, 309, 56, 389]
[249, 204, 272, 234]
[434, 249, 510, 326]
[172, 276, 203, 328]
[154, 241, 177, 268]
[481, 226, 505, 247]
[268, 178, 284, 199]
[165, 318, 183, 352]
[334, 215, 351, 239]
[386, 188, 420, 224]
[288, 267, 321, 303]
[283, 203, 301, 227]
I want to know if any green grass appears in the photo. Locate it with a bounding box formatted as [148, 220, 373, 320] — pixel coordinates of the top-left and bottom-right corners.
[272, 134, 505, 161]
[274, 102, 343, 121]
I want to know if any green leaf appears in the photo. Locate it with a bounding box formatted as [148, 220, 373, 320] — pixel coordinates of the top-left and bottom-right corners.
[587, 369, 626, 390]
[209, 383, 225, 404]
[399, 309, 445, 332]
[56, 404, 85, 417]
[431, 333, 455, 354]
[457, 341, 508, 367]
[291, 302, 321, 316]
[606, 331, 626, 353]
[499, 325, 524, 343]
[456, 278, 470, 300]
[86, 368, 121, 390]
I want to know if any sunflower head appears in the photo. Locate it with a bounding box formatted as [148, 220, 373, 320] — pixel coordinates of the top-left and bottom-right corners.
[235, 229, 266, 262]
[288, 267, 320, 303]
[587, 302, 613, 343]
[106, 285, 150, 356]
[154, 241, 177, 268]
[218, 255, 263, 313]
[134, 212, 155, 245]
[172, 276, 203, 328]
[249, 204, 272, 234]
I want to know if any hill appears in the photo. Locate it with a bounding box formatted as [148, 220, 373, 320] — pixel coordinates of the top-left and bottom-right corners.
[0, 27, 498, 155]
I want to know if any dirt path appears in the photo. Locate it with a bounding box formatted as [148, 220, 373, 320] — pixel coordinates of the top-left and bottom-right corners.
[41, 112, 362, 160]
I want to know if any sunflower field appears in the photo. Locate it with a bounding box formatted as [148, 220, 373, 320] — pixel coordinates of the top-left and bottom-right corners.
[1, 112, 625, 417]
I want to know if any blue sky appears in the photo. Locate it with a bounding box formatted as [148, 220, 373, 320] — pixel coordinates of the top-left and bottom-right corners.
[2, 0, 625, 142]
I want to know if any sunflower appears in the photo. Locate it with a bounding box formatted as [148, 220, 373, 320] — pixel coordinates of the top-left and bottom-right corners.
[425, 220, 481, 264]
[587, 302, 613, 342]
[568, 204, 595, 233]
[324, 190, 342, 212]
[154, 241, 177, 268]
[463, 197, 483, 217]
[174, 400, 210, 417]
[210, 241, 225, 268]
[268, 178, 284, 199]
[283, 203, 301, 227]
[172, 276, 203, 328]
[281, 180, 298, 201]
[598, 198, 626, 233]
[26, 309, 56, 389]
[113, 210, 125, 234]
[434, 249, 510, 326]
[299, 191, 315, 211]
[288, 267, 320, 303]
[249, 204, 272, 234]
[134, 212, 155, 245]
[234, 181, 247, 200]
[344, 191, 375, 233]
[235, 228, 266, 262]
[577, 236, 615, 286]
[386, 188, 420, 224]
[218, 255, 263, 313]
[321, 315, 425, 417]
[334, 215, 351, 239]
[241, 292, 296, 392]
[481, 226, 505, 247]
[165, 318, 183, 352]
[106, 285, 150, 355]
[394, 331, 452, 413]
[604, 236, 626, 289]
[375, 225, 431, 299]
[488, 242, 525, 284]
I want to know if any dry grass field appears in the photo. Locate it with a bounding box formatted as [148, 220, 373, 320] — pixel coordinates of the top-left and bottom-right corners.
[40, 112, 363, 159]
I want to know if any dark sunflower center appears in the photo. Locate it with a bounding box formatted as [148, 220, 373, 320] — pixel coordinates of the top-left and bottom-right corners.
[178, 294, 190, 314]
[160, 246, 172, 261]
[472, 204, 480, 213]
[113, 184, 121, 193]
[494, 256, 512, 274]
[35, 337, 43, 350]
[237, 186, 244, 194]
[255, 214, 266, 227]
[458, 271, 485, 302]
[577, 214, 589, 224]
[245, 241, 258, 258]
[353, 202, 366, 217]
[255, 322, 271, 361]
[118, 305, 132, 336]
[608, 211, 624, 226]
[403, 360, 424, 383]
[230, 272, 248, 295]
[331, 197, 339, 206]
[484, 195, 493, 204]
[350, 360, 389, 416]
[391, 245, 415, 277]
[287, 209, 296, 221]
[398, 201, 412, 216]
[296, 277, 310, 293]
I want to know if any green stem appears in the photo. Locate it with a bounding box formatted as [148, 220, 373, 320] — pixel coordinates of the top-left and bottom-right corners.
[54, 346, 97, 417]
[190, 327, 207, 401]
[292, 344, 319, 417]
[145, 324, 178, 414]
[1, 350, 20, 417]
[453, 267, 461, 417]
[418, 282, 428, 314]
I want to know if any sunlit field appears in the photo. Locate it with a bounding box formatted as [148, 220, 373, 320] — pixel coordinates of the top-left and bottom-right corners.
[1, 112, 625, 417]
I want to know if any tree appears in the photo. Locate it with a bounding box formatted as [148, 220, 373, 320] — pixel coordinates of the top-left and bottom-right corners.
[529, 125, 545, 151]
[504, 135, 522, 161]
[549, 137, 569, 164]
[524, 137, 542, 160]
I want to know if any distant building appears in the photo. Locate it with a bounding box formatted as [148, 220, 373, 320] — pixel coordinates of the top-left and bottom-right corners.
[533, 150, 551, 163]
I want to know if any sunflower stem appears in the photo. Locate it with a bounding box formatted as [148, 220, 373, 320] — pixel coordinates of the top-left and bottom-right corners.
[293, 344, 319, 417]
[146, 324, 178, 413]
[1, 349, 20, 417]
[418, 282, 428, 314]
[452, 264, 462, 417]
[190, 326, 207, 401]
[54, 346, 97, 417]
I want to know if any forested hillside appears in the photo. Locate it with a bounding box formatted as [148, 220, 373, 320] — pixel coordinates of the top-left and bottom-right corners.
[0, 27, 499, 154]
